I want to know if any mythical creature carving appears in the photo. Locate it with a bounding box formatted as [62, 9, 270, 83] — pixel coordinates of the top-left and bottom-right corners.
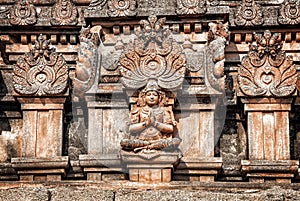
[238, 30, 297, 97]
[234, 0, 264, 26]
[176, 0, 206, 15]
[206, 22, 230, 91]
[9, 0, 37, 26]
[73, 26, 103, 97]
[119, 15, 186, 152]
[278, 0, 300, 25]
[119, 15, 186, 90]
[13, 34, 68, 96]
[107, 0, 137, 17]
[51, 0, 78, 26]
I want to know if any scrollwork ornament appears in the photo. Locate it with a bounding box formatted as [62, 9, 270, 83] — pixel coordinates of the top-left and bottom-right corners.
[9, 0, 37, 26]
[176, 0, 206, 15]
[51, 0, 78, 26]
[278, 0, 300, 25]
[88, 0, 107, 10]
[118, 15, 186, 91]
[107, 0, 137, 17]
[238, 30, 297, 97]
[13, 34, 68, 96]
[234, 0, 264, 26]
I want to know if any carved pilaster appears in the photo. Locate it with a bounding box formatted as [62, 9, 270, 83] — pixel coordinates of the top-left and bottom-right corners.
[238, 30, 298, 183]
[11, 34, 69, 181]
[9, 0, 37, 26]
[235, 0, 264, 26]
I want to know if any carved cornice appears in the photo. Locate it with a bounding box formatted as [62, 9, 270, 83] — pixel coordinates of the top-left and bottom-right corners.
[119, 15, 186, 90]
[278, 0, 300, 25]
[51, 0, 78, 26]
[206, 22, 230, 92]
[13, 34, 69, 96]
[234, 0, 264, 26]
[238, 30, 297, 97]
[176, 0, 206, 15]
[107, 0, 137, 17]
[9, 0, 37, 26]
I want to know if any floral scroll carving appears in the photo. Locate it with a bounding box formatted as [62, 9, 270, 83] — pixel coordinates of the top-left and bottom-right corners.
[176, 0, 206, 15]
[107, 0, 137, 17]
[238, 30, 297, 97]
[73, 26, 103, 97]
[234, 0, 264, 26]
[51, 0, 78, 26]
[119, 15, 186, 90]
[9, 0, 37, 26]
[278, 0, 300, 25]
[206, 22, 230, 92]
[13, 34, 68, 96]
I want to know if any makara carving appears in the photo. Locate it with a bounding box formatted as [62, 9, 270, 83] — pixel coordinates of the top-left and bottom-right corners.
[234, 0, 264, 26]
[119, 15, 186, 90]
[107, 0, 137, 17]
[176, 0, 206, 15]
[51, 0, 78, 26]
[238, 30, 297, 97]
[13, 34, 68, 96]
[278, 0, 300, 25]
[73, 26, 103, 97]
[119, 15, 186, 152]
[206, 22, 230, 91]
[9, 0, 37, 26]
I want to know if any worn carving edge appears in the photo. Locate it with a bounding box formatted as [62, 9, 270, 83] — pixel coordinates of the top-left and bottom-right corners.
[119, 15, 186, 90]
[107, 0, 137, 17]
[13, 34, 68, 96]
[176, 0, 206, 15]
[102, 38, 124, 72]
[234, 0, 264, 26]
[87, 0, 107, 10]
[278, 0, 300, 25]
[51, 0, 78, 26]
[9, 0, 37, 26]
[73, 26, 103, 98]
[238, 30, 297, 97]
[206, 22, 230, 92]
[182, 38, 204, 73]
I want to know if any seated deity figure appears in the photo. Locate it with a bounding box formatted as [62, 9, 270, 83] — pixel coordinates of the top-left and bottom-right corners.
[120, 80, 181, 153]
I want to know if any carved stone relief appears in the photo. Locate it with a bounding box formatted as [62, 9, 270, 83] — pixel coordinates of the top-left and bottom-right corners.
[119, 15, 186, 153]
[234, 0, 264, 26]
[206, 22, 230, 92]
[13, 34, 68, 96]
[51, 0, 78, 26]
[278, 0, 300, 25]
[176, 0, 206, 15]
[238, 30, 297, 97]
[88, 0, 107, 10]
[73, 26, 103, 97]
[107, 0, 137, 17]
[9, 0, 37, 26]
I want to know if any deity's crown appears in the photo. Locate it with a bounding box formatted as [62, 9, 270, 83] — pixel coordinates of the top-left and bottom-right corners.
[143, 79, 160, 93]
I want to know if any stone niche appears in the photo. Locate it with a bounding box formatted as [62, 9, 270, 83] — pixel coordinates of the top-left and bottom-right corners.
[11, 34, 69, 181]
[238, 30, 299, 183]
[77, 16, 230, 182]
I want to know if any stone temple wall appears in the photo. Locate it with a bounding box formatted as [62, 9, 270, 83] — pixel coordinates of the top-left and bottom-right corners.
[1, 0, 300, 199]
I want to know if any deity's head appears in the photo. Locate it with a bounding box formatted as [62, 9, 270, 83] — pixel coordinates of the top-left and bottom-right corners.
[138, 79, 167, 107]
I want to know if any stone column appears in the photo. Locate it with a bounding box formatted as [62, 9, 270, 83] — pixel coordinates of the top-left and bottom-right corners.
[241, 98, 298, 183]
[174, 94, 222, 182]
[238, 30, 299, 183]
[11, 34, 69, 181]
